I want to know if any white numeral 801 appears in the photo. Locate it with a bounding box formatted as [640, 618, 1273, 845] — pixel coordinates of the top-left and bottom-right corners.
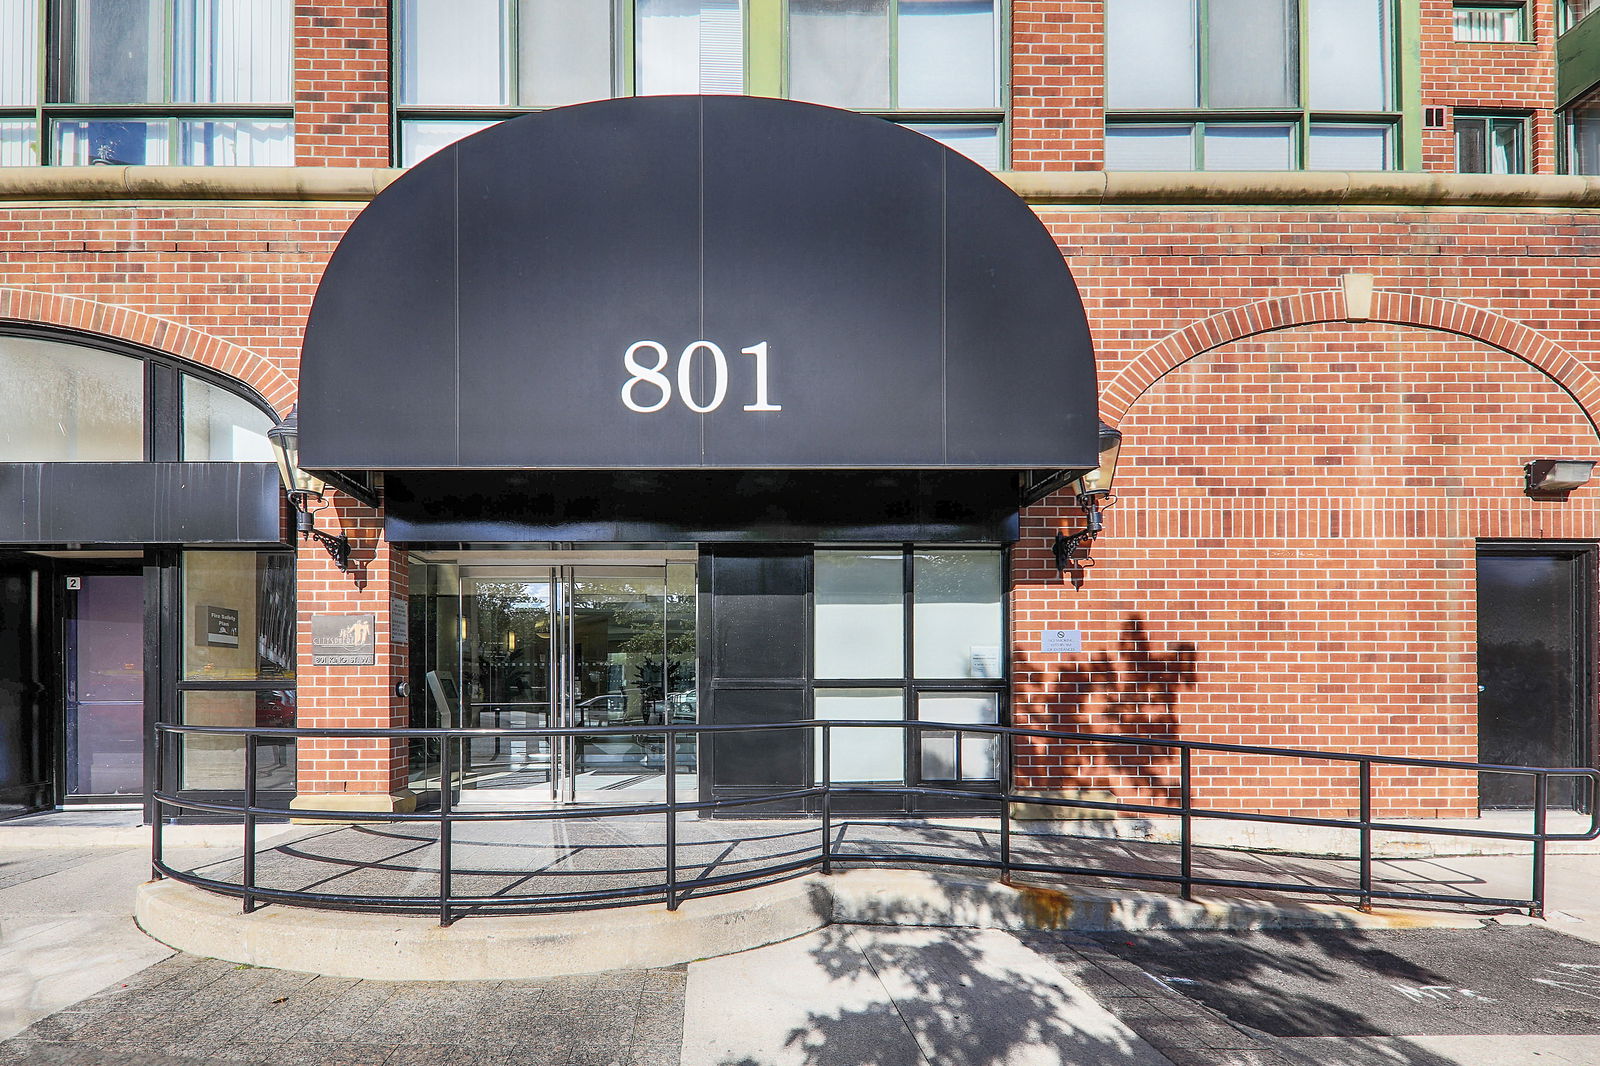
[622, 340, 780, 414]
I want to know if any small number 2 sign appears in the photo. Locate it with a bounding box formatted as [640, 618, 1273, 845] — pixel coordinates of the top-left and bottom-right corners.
[66, 577, 81, 590]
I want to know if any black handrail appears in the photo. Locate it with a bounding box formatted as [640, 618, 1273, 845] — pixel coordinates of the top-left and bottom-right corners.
[151, 720, 1600, 925]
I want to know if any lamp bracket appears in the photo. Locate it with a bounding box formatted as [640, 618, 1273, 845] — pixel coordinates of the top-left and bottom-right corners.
[306, 527, 353, 572]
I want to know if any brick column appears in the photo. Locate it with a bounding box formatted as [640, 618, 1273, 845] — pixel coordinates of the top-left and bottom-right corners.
[294, 1, 391, 167]
[290, 491, 414, 816]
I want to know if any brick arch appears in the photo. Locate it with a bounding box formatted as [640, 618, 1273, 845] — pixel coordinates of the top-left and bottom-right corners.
[0, 287, 295, 416]
[1101, 290, 1600, 436]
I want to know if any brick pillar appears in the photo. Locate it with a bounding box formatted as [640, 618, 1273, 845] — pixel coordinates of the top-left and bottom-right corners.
[294, 1, 391, 167]
[290, 491, 414, 816]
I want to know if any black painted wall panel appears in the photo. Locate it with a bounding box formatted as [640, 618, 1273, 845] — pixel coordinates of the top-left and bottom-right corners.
[0, 463, 281, 545]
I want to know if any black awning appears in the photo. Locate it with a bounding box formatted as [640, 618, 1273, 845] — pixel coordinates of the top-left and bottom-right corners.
[300, 96, 1097, 483]
[0, 463, 281, 545]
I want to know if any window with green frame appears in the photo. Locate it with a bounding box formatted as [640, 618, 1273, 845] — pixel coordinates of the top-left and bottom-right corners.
[393, 0, 1005, 169]
[1103, 0, 1398, 171]
[0, 0, 293, 167]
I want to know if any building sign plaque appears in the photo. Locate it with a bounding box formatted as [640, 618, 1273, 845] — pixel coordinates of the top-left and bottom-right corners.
[201, 605, 240, 648]
[1041, 629, 1082, 654]
[312, 613, 376, 666]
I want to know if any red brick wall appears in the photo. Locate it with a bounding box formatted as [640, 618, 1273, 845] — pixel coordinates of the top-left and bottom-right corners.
[1420, 0, 1558, 173]
[5, 197, 1600, 812]
[1011, 0, 1104, 171]
[293, 498, 411, 799]
[294, 2, 391, 167]
[1013, 322, 1599, 817]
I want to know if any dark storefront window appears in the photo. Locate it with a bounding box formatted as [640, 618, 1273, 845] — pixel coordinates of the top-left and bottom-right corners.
[178, 550, 296, 792]
[812, 546, 1004, 788]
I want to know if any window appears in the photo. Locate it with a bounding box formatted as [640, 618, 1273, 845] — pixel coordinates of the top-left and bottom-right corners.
[1564, 85, 1600, 173]
[1561, 0, 1598, 33]
[1456, 112, 1526, 173]
[0, 0, 292, 166]
[179, 550, 296, 792]
[786, 0, 1002, 169]
[1104, 0, 1397, 171]
[0, 330, 278, 462]
[811, 547, 1004, 787]
[394, 0, 1004, 170]
[1453, 3, 1526, 41]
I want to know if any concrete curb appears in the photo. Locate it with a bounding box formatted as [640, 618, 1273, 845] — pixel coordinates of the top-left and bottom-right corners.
[133, 868, 1483, 982]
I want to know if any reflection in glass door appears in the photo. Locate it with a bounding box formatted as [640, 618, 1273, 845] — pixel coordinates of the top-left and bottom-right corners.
[446, 560, 696, 806]
[64, 574, 145, 799]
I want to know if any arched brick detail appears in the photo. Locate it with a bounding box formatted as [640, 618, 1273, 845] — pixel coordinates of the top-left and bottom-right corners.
[0, 287, 295, 416]
[1102, 290, 1600, 436]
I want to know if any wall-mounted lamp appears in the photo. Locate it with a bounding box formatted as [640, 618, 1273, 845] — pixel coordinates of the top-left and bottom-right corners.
[1524, 458, 1596, 497]
[1053, 421, 1123, 572]
[267, 405, 352, 571]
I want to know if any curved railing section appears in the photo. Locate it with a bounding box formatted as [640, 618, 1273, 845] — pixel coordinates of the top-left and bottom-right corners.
[150, 721, 1600, 924]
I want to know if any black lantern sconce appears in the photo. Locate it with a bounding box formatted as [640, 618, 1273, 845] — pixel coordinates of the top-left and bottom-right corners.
[1524, 458, 1595, 497]
[267, 406, 352, 571]
[1052, 421, 1123, 572]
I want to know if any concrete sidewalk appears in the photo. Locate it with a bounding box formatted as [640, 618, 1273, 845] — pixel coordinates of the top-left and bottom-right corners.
[5, 831, 1600, 1064]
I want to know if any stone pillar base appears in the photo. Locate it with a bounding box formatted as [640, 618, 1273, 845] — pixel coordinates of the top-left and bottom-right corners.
[290, 789, 418, 824]
[1009, 788, 1121, 821]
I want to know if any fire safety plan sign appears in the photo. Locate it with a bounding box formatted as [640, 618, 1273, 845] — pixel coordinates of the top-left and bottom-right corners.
[311, 613, 376, 666]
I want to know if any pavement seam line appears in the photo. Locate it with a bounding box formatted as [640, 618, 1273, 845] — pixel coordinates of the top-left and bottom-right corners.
[844, 925, 939, 1066]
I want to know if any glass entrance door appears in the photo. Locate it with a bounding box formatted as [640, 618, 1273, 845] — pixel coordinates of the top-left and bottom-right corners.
[450, 560, 696, 806]
[64, 573, 145, 800]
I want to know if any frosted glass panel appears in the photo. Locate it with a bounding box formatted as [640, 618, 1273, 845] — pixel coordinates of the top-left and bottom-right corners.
[399, 0, 509, 106]
[1, 0, 39, 106]
[519, 0, 615, 106]
[0, 335, 143, 461]
[899, 0, 996, 109]
[1205, 124, 1294, 170]
[171, 0, 292, 104]
[70, 0, 162, 103]
[182, 376, 275, 461]
[905, 123, 1001, 169]
[913, 551, 1002, 679]
[1307, 0, 1391, 111]
[815, 550, 903, 679]
[401, 118, 500, 166]
[789, 0, 890, 108]
[178, 119, 292, 165]
[1105, 125, 1195, 170]
[1208, 0, 1296, 108]
[1106, 0, 1196, 109]
[814, 689, 904, 784]
[0, 120, 37, 165]
[637, 0, 744, 96]
[919, 692, 999, 781]
[1308, 123, 1390, 169]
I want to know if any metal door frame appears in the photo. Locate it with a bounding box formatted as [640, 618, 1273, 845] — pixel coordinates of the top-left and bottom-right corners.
[1476, 540, 1598, 804]
[55, 562, 148, 807]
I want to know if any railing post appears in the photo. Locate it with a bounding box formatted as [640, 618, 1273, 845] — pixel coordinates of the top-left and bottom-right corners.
[1179, 747, 1193, 902]
[821, 724, 833, 875]
[1532, 773, 1549, 920]
[1000, 737, 1012, 885]
[1358, 760, 1373, 913]
[438, 728, 453, 927]
[151, 726, 164, 881]
[665, 727, 678, 911]
[242, 733, 258, 914]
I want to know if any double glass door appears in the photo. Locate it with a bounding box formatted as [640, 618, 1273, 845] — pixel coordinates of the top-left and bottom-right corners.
[447, 562, 696, 805]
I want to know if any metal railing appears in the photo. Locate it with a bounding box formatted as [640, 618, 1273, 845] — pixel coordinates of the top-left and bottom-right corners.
[151, 720, 1600, 925]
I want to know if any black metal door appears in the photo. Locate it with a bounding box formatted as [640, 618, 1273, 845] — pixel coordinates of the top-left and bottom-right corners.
[0, 565, 50, 818]
[1477, 547, 1593, 809]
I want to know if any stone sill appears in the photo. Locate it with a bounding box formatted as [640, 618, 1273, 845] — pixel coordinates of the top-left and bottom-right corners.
[2, 165, 1600, 209]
